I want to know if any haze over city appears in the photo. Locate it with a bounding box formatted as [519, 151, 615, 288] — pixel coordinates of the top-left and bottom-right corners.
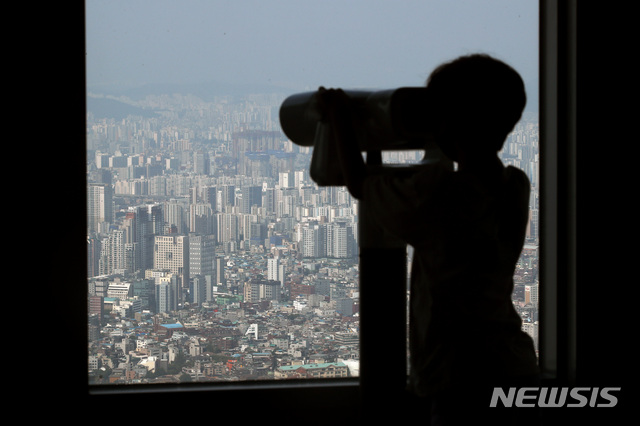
[86, 0, 538, 107]
[86, 1, 540, 385]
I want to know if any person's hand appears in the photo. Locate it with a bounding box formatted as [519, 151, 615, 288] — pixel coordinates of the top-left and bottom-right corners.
[316, 87, 365, 199]
[316, 86, 351, 123]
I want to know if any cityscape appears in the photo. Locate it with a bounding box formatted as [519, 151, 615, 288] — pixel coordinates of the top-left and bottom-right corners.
[86, 90, 540, 385]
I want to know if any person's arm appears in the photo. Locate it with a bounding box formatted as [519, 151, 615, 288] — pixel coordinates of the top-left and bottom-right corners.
[317, 87, 367, 199]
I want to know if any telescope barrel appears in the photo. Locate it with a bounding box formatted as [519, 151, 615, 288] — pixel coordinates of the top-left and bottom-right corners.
[279, 87, 431, 151]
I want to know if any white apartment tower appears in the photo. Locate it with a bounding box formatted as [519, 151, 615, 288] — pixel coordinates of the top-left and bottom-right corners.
[87, 183, 113, 234]
[268, 257, 285, 286]
[154, 235, 189, 286]
[98, 229, 125, 275]
[216, 213, 238, 243]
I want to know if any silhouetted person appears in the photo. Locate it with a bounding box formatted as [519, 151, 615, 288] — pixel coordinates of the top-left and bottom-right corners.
[319, 54, 539, 425]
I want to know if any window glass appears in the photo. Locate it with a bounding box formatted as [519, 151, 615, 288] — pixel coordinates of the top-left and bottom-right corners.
[86, 0, 538, 385]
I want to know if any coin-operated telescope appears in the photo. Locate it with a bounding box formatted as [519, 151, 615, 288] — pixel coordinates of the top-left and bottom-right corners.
[279, 87, 437, 186]
[281, 89, 440, 406]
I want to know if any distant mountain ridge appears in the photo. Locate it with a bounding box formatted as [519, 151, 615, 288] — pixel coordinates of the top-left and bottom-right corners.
[87, 96, 159, 120]
[87, 77, 538, 120]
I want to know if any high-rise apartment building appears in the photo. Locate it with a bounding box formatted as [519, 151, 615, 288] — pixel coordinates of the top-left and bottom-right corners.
[189, 203, 213, 234]
[216, 213, 238, 243]
[98, 229, 125, 275]
[164, 198, 188, 234]
[279, 171, 293, 188]
[217, 185, 235, 210]
[302, 225, 321, 258]
[87, 182, 113, 234]
[268, 257, 285, 286]
[327, 222, 356, 259]
[193, 150, 210, 175]
[202, 186, 217, 213]
[241, 185, 262, 214]
[299, 222, 356, 259]
[124, 204, 164, 271]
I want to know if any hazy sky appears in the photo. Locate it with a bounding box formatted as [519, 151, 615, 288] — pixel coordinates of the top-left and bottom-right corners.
[86, 0, 538, 95]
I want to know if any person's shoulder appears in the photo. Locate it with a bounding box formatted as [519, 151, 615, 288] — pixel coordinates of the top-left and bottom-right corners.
[504, 165, 530, 185]
[503, 166, 531, 199]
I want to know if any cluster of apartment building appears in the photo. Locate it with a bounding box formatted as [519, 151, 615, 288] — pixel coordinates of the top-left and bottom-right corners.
[86, 92, 539, 385]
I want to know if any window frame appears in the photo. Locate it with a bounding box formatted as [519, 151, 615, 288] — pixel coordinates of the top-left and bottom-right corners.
[73, 0, 576, 415]
[538, 0, 577, 385]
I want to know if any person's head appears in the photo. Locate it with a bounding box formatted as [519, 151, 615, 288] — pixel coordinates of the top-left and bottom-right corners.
[424, 54, 526, 162]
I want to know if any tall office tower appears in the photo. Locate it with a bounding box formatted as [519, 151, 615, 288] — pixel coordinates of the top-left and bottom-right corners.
[127, 204, 164, 272]
[98, 229, 125, 275]
[119, 211, 139, 266]
[216, 213, 238, 244]
[124, 242, 140, 273]
[189, 234, 215, 279]
[148, 204, 164, 235]
[193, 150, 210, 175]
[87, 183, 113, 234]
[154, 235, 189, 287]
